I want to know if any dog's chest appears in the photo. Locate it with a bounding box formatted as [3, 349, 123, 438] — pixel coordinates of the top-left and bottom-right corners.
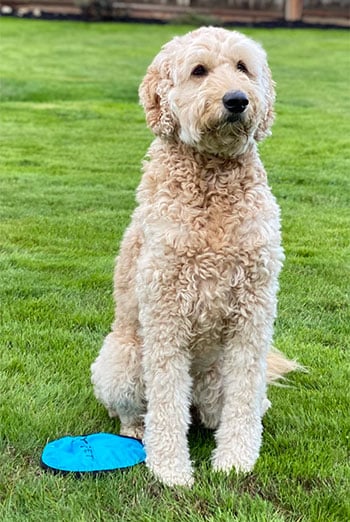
[153, 181, 261, 309]
[139, 162, 280, 322]
[161, 176, 259, 257]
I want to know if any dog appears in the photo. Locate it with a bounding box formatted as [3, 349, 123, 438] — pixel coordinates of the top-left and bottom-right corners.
[91, 27, 298, 487]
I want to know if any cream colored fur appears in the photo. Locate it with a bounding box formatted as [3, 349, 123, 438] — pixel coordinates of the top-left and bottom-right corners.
[91, 27, 299, 487]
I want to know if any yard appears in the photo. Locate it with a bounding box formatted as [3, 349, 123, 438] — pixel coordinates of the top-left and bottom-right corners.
[0, 18, 349, 521]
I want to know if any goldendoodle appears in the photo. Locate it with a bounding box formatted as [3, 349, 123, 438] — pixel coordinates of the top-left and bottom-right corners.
[91, 27, 298, 487]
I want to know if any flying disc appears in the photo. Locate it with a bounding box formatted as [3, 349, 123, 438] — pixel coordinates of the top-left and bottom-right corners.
[40, 433, 146, 474]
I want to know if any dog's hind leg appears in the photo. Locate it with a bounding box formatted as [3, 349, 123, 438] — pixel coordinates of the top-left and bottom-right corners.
[91, 328, 145, 439]
[91, 223, 146, 439]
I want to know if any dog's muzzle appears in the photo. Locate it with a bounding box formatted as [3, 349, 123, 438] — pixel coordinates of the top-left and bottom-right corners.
[222, 91, 249, 115]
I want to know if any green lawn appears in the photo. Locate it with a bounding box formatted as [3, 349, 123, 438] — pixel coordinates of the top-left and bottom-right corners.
[0, 18, 349, 522]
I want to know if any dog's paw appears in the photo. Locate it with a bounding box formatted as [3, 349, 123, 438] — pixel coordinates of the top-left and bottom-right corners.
[146, 459, 194, 487]
[212, 415, 262, 474]
[211, 447, 257, 474]
[120, 423, 145, 440]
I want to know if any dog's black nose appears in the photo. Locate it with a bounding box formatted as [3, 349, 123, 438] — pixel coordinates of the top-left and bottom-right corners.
[222, 91, 249, 114]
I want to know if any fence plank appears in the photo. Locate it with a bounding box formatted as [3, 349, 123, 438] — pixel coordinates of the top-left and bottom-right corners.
[285, 0, 303, 20]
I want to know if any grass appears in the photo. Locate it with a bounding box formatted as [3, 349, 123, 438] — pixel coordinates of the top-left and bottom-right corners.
[0, 18, 349, 522]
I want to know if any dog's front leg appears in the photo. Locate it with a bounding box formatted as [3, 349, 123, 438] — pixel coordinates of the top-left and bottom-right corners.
[212, 311, 273, 474]
[142, 321, 194, 487]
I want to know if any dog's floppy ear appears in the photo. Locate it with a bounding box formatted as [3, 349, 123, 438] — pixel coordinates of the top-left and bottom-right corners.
[255, 63, 276, 142]
[139, 56, 177, 138]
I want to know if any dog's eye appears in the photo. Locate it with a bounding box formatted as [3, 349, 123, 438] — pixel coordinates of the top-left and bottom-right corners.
[191, 65, 208, 77]
[237, 61, 249, 74]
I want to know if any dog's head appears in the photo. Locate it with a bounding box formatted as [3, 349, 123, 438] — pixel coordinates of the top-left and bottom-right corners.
[139, 27, 275, 157]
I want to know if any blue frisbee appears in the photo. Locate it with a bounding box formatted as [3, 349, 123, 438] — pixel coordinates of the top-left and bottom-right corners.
[41, 433, 146, 474]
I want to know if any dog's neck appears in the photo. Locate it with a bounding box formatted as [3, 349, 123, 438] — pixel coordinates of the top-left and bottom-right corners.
[143, 138, 267, 195]
[153, 137, 259, 173]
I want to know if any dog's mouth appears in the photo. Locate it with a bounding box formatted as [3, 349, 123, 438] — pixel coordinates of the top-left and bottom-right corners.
[200, 111, 250, 143]
[194, 106, 255, 157]
[225, 112, 245, 124]
[219, 109, 249, 132]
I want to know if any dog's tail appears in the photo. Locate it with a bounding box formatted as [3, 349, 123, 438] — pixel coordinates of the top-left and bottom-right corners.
[266, 347, 303, 384]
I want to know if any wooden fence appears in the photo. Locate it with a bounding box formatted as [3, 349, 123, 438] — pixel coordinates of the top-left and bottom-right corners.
[0, 0, 349, 26]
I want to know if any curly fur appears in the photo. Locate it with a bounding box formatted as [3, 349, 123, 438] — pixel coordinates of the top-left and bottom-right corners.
[91, 27, 299, 487]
